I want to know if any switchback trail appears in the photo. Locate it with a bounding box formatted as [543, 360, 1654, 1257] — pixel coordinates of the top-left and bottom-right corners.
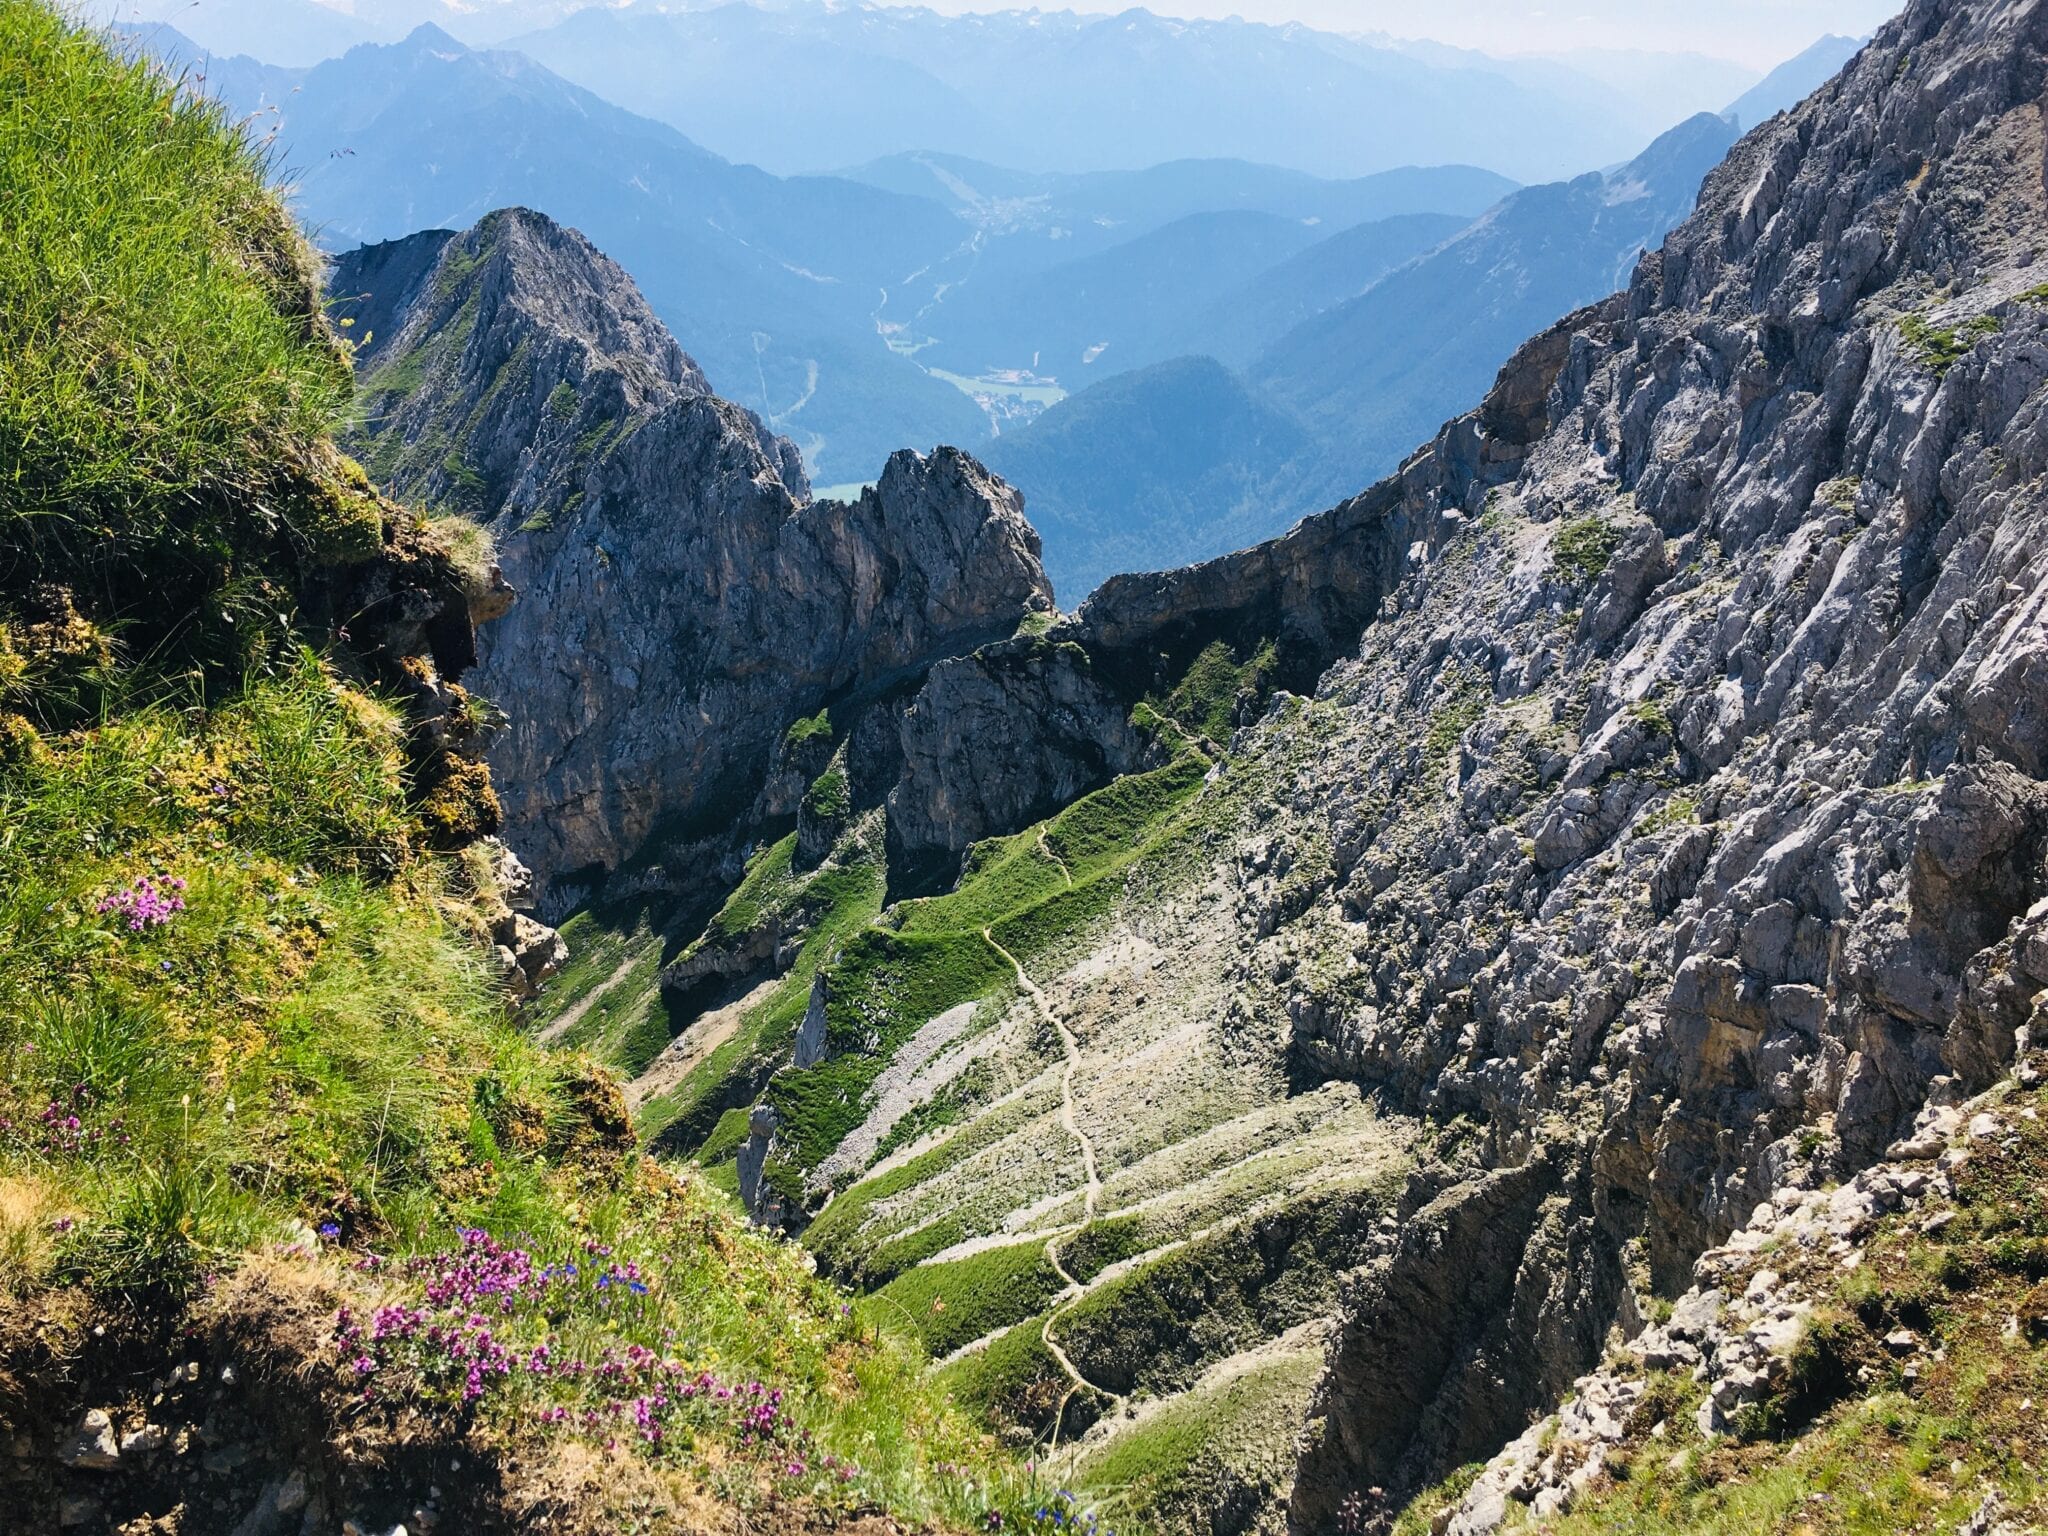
[1038, 828, 1074, 887]
[982, 927, 1116, 1449]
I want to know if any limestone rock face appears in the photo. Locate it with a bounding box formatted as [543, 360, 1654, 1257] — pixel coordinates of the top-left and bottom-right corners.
[336, 209, 1052, 909]
[1433, 1064, 2042, 1533]
[885, 636, 1156, 879]
[1272, 0, 2048, 1514]
[880, 482, 1422, 875]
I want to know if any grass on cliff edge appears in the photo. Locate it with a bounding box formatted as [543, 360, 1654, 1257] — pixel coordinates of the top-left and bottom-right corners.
[0, 668, 1048, 1525]
[0, 0, 370, 608]
[1393, 1081, 2048, 1535]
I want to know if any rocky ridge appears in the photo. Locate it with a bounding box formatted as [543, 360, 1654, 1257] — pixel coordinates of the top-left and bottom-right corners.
[335, 209, 1053, 912]
[1423, 1055, 2048, 1533]
[881, 471, 1421, 876]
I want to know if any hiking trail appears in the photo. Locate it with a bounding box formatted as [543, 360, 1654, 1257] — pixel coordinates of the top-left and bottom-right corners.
[983, 927, 1117, 1449]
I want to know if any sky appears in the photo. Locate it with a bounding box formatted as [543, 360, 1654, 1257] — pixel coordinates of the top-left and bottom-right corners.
[187, 0, 1915, 73]
[912, 0, 1908, 68]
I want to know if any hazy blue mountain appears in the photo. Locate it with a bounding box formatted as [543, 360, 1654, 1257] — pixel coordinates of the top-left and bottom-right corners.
[503, 4, 1015, 174]
[839, 155, 1515, 233]
[1725, 35, 1867, 128]
[1528, 47, 1759, 133]
[349, 0, 592, 46]
[1175, 211, 1470, 368]
[916, 210, 1332, 382]
[507, 3, 1652, 182]
[916, 205, 1478, 385]
[126, 22, 986, 484]
[1253, 110, 1743, 493]
[976, 357, 1340, 602]
[849, 158, 1512, 369]
[100, 0, 587, 59]
[1355, 32, 1759, 149]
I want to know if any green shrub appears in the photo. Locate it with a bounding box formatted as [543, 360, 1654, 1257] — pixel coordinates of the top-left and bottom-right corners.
[1424, 676, 1491, 763]
[1898, 311, 2001, 376]
[1552, 514, 1625, 584]
[1062, 1213, 1149, 1283]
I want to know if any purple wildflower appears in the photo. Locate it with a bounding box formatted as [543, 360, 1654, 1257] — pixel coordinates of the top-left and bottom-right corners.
[97, 874, 187, 932]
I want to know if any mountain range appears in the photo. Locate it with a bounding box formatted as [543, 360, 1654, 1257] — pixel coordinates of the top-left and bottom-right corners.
[981, 109, 1744, 596]
[121, 9, 1862, 596]
[109, 0, 1788, 184]
[1250, 109, 1744, 485]
[120, 19, 1516, 502]
[501, 2, 1661, 183]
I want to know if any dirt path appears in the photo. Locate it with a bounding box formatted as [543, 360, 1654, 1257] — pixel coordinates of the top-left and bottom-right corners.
[625, 974, 778, 1109]
[537, 949, 644, 1045]
[1038, 828, 1074, 888]
[983, 928, 1115, 1450]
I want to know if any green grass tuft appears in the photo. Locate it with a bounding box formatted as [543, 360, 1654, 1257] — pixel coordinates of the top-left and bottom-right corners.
[1154, 638, 1279, 741]
[803, 766, 852, 822]
[0, 1, 356, 614]
[784, 708, 833, 749]
[1899, 311, 2001, 377]
[1552, 513, 1626, 584]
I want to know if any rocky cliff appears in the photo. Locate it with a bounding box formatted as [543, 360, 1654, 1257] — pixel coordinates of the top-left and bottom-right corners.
[880, 474, 1424, 875]
[1257, 0, 2048, 1517]
[521, 2, 2048, 1531]
[334, 209, 1053, 911]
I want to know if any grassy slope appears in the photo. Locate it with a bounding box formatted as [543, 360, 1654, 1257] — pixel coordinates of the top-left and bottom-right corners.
[0, 8, 1042, 1527]
[766, 751, 1216, 1194]
[0, 0, 376, 664]
[796, 704, 1347, 1289]
[637, 827, 889, 1150]
[524, 901, 673, 1070]
[648, 747, 1215, 1217]
[867, 1239, 1068, 1359]
[784, 697, 1424, 1535]
[1076, 1342, 1328, 1536]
